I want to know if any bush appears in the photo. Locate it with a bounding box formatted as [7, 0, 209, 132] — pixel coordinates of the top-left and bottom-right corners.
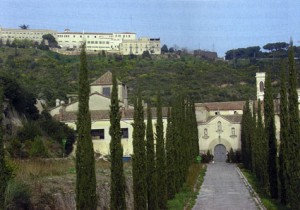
[7, 138, 28, 159]
[4, 180, 32, 210]
[201, 150, 213, 163]
[226, 149, 242, 163]
[29, 136, 48, 158]
[17, 121, 41, 143]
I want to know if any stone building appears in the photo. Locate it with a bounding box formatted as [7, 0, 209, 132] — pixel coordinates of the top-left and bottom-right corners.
[119, 37, 161, 55]
[0, 27, 57, 44]
[50, 71, 291, 162]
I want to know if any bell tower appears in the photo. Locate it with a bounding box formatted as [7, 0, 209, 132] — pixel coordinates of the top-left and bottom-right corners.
[256, 72, 266, 101]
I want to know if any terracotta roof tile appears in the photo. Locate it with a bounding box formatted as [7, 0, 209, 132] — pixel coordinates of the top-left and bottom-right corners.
[90, 71, 122, 86]
[195, 101, 246, 111]
[54, 107, 169, 122]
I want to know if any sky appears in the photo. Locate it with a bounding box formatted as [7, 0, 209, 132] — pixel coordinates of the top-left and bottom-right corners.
[1, 0, 300, 57]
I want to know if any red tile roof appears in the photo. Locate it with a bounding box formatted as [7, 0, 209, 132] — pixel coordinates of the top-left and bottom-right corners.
[90, 71, 122, 86]
[54, 107, 169, 122]
[195, 101, 246, 111]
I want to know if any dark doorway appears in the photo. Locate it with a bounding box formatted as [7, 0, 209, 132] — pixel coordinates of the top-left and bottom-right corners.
[214, 144, 227, 162]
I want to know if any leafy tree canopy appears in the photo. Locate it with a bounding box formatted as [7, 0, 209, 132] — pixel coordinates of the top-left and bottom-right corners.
[161, 44, 169, 53]
[263, 42, 289, 51]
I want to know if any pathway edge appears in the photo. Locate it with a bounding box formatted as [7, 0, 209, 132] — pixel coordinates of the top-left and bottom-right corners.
[235, 166, 267, 210]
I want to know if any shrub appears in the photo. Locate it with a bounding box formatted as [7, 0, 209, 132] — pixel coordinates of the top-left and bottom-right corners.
[4, 180, 32, 210]
[29, 136, 48, 158]
[227, 148, 235, 163]
[7, 138, 28, 159]
[17, 121, 41, 143]
[201, 150, 213, 163]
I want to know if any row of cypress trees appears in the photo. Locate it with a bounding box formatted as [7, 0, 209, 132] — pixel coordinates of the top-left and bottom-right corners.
[72, 44, 201, 209]
[240, 44, 300, 209]
[131, 92, 199, 209]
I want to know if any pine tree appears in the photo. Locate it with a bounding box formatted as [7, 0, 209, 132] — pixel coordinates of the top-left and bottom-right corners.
[109, 71, 126, 210]
[264, 72, 278, 199]
[132, 94, 147, 210]
[166, 107, 176, 199]
[156, 92, 167, 209]
[75, 43, 97, 210]
[279, 63, 288, 205]
[256, 100, 269, 192]
[146, 105, 158, 210]
[0, 86, 9, 209]
[287, 43, 300, 209]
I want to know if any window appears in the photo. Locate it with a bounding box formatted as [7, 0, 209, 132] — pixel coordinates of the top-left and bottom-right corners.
[259, 81, 264, 92]
[217, 121, 222, 131]
[91, 129, 105, 139]
[230, 127, 237, 138]
[103, 87, 111, 97]
[203, 128, 209, 139]
[231, 127, 235, 135]
[121, 128, 129, 138]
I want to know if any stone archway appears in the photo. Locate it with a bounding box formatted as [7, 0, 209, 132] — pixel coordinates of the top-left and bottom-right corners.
[214, 144, 227, 162]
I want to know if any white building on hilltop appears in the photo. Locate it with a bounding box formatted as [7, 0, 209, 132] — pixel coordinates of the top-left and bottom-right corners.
[0, 27, 161, 55]
[0, 27, 57, 44]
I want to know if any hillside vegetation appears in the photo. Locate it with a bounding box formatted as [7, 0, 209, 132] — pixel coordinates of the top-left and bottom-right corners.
[1, 46, 299, 108]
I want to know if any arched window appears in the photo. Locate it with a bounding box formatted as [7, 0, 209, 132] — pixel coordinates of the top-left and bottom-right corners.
[203, 128, 209, 139]
[217, 121, 222, 131]
[204, 128, 208, 136]
[259, 81, 264, 92]
[231, 127, 235, 135]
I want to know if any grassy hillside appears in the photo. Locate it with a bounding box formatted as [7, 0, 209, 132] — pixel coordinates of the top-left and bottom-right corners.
[1, 46, 299, 107]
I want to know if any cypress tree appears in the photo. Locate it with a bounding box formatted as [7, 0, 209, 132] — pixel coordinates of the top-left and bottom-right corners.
[287, 43, 300, 209]
[251, 103, 257, 174]
[109, 71, 126, 210]
[191, 101, 200, 161]
[279, 64, 288, 204]
[178, 96, 186, 186]
[241, 100, 252, 169]
[166, 107, 176, 199]
[181, 99, 189, 179]
[75, 43, 97, 210]
[156, 91, 167, 209]
[264, 72, 278, 199]
[171, 97, 182, 192]
[257, 100, 269, 192]
[132, 94, 147, 210]
[0, 86, 9, 209]
[146, 105, 158, 210]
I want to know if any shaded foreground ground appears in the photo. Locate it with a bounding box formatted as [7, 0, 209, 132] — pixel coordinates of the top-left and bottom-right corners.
[192, 162, 258, 210]
[10, 159, 133, 209]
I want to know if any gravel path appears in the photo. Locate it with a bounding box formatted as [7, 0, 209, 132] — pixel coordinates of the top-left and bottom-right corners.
[192, 163, 258, 210]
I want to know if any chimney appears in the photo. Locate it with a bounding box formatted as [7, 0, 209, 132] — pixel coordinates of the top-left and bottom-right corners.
[59, 103, 66, 121]
[56, 99, 60, 106]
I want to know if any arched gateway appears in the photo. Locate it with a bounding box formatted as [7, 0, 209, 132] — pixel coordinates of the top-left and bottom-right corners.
[214, 144, 227, 162]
